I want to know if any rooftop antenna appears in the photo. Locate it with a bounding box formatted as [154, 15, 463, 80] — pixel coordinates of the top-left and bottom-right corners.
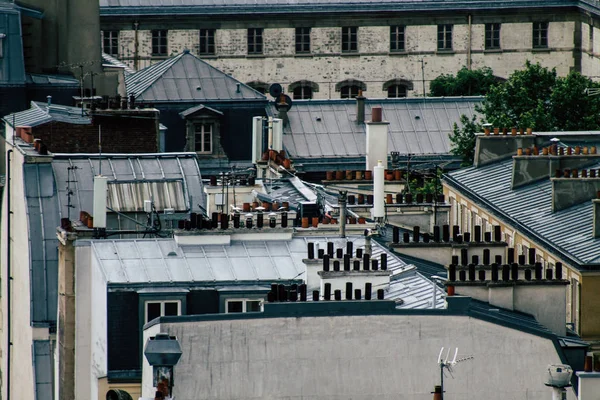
[436, 347, 474, 399]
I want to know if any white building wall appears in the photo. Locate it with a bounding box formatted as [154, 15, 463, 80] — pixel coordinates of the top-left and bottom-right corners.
[75, 244, 108, 400]
[1, 145, 38, 400]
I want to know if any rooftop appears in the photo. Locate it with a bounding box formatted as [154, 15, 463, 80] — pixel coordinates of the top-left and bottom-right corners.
[444, 158, 600, 268]
[99, 0, 584, 16]
[3, 101, 89, 128]
[125, 51, 266, 103]
[269, 97, 480, 166]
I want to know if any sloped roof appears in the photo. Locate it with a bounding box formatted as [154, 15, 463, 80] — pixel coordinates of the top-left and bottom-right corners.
[99, 0, 582, 15]
[444, 158, 600, 268]
[3, 101, 90, 127]
[271, 97, 481, 159]
[179, 104, 223, 118]
[90, 235, 445, 309]
[26, 73, 79, 86]
[125, 51, 266, 102]
[102, 52, 136, 75]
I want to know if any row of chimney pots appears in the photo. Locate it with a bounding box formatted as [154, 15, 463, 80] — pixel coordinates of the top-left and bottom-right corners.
[516, 145, 598, 156]
[451, 246, 548, 267]
[267, 283, 385, 302]
[447, 261, 563, 282]
[326, 169, 411, 181]
[484, 127, 533, 136]
[347, 192, 444, 205]
[555, 169, 600, 179]
[392, 225, 503, 244]
[306, 241, 388, 270]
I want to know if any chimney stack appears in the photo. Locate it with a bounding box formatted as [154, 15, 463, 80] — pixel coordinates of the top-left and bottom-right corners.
[356, 90, 365, 124]
[365, 106, 389, 171]
[93, 175, 108, 230]
[372, 161, 385, 219]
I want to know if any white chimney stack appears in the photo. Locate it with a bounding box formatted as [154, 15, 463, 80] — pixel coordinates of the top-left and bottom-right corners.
[271, 118, 283, 152]
[366, 106, 389, 171]
[372, 160, 385, 219]
[93, 175, 108, 229]
[251, 116, 264, 163]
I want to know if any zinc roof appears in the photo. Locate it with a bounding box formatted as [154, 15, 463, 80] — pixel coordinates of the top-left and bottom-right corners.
[3, 101, 90, 127]
[91, 235, 444, 309]
[125, 51, 266, 103]
[102, 52, 136, 75]
[273, 97, 481, 159]
[99, 0, 582, 15]
[444, 159, 600, 267]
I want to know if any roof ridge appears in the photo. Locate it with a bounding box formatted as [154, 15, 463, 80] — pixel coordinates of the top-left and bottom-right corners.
[126, 52, 186, 97]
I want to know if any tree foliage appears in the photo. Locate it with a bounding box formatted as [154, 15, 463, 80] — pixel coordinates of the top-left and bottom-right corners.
[449, 114, 481, 167]
[429, 67, 498, 97]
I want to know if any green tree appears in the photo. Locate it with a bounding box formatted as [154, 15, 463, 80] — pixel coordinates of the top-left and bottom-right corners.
[429, 67, 498, 97]
[550, 72, 600, 131]
[449, 114, 481, 167]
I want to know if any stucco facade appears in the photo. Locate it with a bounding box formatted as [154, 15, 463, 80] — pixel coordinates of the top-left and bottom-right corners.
[100, 4, 595, 99]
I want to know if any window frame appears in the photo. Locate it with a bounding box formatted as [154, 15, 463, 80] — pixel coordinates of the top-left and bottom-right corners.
[151, 29, 168, 56]
[247, 28, 264, 55]
[293, 85, 313, 100]
[144, 300, 181, 323]
[225, 298, 263, 313]
[295, 27, 311, 54]
[437, 24, 453, 51]
[387, 85, 407, 98]
[485, 23, 501, 50]
[102, 30, 120, 57]
[199, 28, 216, 55]
[341, 26, 358, 53]
[194, 122, 213, 154]
[533, 22, 549, 49]
[390, 25, 406, 52]
[340, 85, 361, 99]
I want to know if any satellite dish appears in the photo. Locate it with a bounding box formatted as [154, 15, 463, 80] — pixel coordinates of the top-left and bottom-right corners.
[269, 83, 283, 98]
[274, 94, 293, 111]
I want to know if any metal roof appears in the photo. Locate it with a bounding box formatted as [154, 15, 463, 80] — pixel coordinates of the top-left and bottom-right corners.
[3, 101, 90, 127]
[33, 341, 54, 400]
[90, 235, 444, 309]
[271, 97, 481, 160]
[102, 52, 136, 75]
[25, 73, 79, 86]
[179, 104, 224, 118]
[444, 159, 600, 267]
[99, 0, 583, 16]
[125, 51, 266, 103]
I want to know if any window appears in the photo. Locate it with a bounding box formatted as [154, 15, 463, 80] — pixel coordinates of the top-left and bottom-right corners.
[390, 25, 405, 52]
[199, 29, 215, 55]
[102, 31, 119, 56]
[437, 24, 453, 51]
[485, 23, 501, 50]
[247, 28, 263, 54]
[226, 299, 262, 313]
[341, 85, 360, 99]
[246, 81, 269, 94]
[342, 26, 358, 53]
[194, 123, 213, 153]
[295, 27, 311, 54]
[152, 30, 168, 56]
[387, 85, 407, 98]
[145, 300, 180, 323]
[293, 85, 312, 99]
[533, 22, 548, 48]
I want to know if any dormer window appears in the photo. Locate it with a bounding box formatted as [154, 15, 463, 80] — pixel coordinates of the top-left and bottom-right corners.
[180, 104, 224, 156]
[194, 123, 213, 154]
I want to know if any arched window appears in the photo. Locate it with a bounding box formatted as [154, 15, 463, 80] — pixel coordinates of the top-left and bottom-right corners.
[246, 81, 269, 94]
[335, 79, 366, 99]
[288, 80, 319, 100]
[382, 79, 413, 98]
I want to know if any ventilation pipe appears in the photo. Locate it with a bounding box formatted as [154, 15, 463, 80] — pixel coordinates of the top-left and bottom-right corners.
[372, 160, 385, 220]
[271, 118, 283, 152]
[339, 190, 347, 238]
[356, 90, 365, 124]
[93, 175, 108, 230]
[365, 106, 389, 171]
[251, 116, 264, 163]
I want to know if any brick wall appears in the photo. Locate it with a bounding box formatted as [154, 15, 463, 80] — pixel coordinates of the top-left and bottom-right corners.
[31, 110, 159, 153]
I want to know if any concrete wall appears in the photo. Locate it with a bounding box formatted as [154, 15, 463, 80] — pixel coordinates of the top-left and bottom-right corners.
[105, 16, 580, 99]
[142, 315, 575, 399]
[0, 145, 38, 400]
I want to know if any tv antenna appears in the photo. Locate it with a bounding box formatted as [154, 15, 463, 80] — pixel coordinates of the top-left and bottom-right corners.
[436, 347, 474, 399]
[66, 166, 79, 222]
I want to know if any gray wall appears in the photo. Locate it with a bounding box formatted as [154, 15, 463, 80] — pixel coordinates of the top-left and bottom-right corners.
[146, 314, 575, 400]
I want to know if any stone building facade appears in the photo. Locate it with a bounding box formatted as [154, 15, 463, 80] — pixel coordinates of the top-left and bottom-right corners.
[100, 0, 600, 99]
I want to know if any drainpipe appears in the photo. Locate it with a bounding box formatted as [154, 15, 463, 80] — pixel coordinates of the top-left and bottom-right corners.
[133, 21, 140, 71]
[6, 149, 12, 400]
[339, 190, 347, 238]
[467, 14, 472, 70]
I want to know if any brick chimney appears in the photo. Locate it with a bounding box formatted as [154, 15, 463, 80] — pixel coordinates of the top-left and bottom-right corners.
[366, 106, 389, 171]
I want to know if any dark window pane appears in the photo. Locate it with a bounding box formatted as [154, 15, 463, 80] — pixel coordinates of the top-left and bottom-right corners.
[147, 303, 161, 322]
[164, 302, 179, 316]
[227, 301, 243, 313]
[247, 301, 261, 312]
